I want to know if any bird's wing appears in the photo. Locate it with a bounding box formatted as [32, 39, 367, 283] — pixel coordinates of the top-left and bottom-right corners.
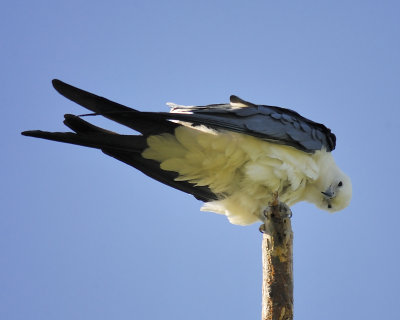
[51, 80, 335, 153]
[47, 80, 336, 154]
[147, 96, 336, 152]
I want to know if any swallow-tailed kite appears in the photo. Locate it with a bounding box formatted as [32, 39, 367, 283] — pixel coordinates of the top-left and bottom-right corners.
[22, 80, 352, 225]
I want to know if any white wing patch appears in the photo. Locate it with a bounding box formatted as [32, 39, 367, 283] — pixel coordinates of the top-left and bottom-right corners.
[142, 125, 322, 225]
[167, 102, 195, 114]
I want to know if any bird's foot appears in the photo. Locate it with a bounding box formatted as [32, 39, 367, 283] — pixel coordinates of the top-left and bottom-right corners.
[259, 195, 292, 233]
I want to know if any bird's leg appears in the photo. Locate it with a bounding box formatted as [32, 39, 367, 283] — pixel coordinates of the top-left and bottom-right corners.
[259, 192, 292, 234]
[271, 191, 279, 206]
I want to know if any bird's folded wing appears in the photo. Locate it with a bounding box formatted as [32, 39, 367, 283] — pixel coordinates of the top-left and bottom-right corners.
[52, 79, 335, 152]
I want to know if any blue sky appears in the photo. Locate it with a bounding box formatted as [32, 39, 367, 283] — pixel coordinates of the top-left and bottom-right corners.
[2, 1, 400, 319]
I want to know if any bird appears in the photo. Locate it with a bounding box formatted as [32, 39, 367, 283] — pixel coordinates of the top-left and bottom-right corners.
[22, 80, 352, 225]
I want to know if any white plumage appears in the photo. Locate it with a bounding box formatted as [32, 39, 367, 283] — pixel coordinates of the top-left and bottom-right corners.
[143, 124, 352, 225]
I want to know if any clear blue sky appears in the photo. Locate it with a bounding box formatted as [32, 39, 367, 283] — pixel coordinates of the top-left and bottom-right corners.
[2, 1, 399, 319]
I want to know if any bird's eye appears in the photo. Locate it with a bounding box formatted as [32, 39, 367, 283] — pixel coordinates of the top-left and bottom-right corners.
[338, 181, 343, 187]
[328, 204, 332, 209]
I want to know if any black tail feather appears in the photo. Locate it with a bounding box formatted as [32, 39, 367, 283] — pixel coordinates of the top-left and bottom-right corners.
[52, 79, 178, 135]
[21, 129, 147, 152]
[63, 114, 116, 135]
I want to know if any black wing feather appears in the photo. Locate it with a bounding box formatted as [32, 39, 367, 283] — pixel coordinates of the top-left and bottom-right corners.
[165, 95, 336, 151]
[134, 108, 335, 152]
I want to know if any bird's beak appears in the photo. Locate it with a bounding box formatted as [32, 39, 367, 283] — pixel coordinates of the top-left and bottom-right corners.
[321, 186, 334, 199]
[321, 190, 333, 198]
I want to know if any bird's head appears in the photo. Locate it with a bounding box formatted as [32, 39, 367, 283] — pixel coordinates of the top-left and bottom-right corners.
[317, 173, 352, 212]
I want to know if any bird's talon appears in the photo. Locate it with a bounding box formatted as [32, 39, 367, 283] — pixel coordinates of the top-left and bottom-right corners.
[263, 201, 292, 220]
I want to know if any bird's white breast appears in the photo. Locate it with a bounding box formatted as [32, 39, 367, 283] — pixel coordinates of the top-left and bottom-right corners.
[142, 125, 321, 225]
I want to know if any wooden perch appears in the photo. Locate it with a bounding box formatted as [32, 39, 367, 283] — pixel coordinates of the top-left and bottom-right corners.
[261, 194, 293, 320]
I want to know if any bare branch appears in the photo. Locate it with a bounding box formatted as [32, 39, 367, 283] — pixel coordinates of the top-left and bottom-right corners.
[261, 196, 293, 320]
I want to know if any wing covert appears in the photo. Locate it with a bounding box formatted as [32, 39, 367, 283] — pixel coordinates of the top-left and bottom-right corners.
[142, 101, 336, 152]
